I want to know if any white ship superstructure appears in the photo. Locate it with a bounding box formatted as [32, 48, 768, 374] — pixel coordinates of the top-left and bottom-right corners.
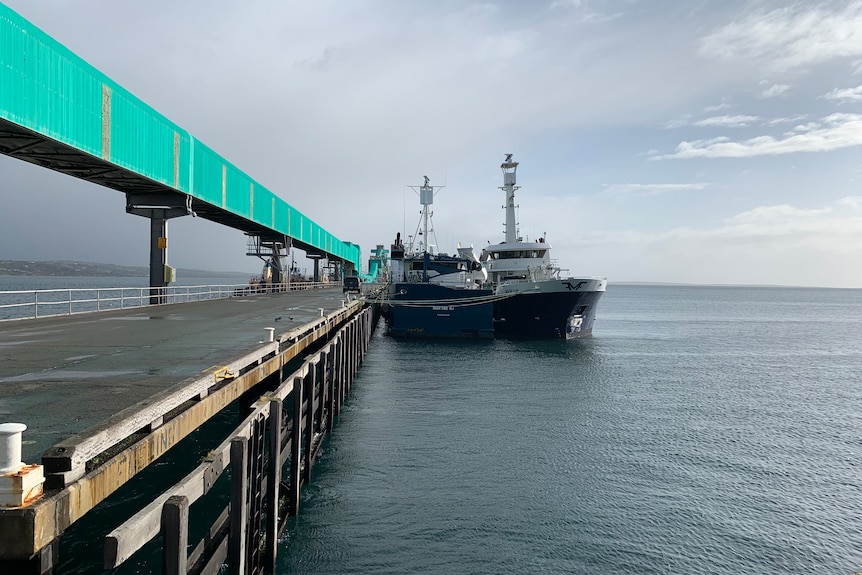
[480, 154, 606, 339]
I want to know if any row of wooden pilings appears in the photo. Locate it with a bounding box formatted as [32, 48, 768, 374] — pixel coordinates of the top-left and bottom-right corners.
[103, 304, 377, 575]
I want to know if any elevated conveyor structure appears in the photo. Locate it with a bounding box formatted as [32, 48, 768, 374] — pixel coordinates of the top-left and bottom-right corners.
[0, 5, 361, 278]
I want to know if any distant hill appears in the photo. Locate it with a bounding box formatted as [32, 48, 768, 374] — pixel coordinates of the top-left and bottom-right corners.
[0, 260, 253, 279]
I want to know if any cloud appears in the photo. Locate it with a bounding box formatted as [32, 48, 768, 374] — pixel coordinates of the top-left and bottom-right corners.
[667, 113, 804, 130]
[550, 0, 626, 23]
[699, 2, 862, 71]
[837, 196, 862, 209]
[693, 115, 759, 127]
[758, 83, 791, 98]
[602, 183, 710, 197]
[765, 114, 808, 126]
[590, 196, 862, 246]
[704, 101, 731, 113]
[663, 116, 693, 129]
[655, 113, 862, 159]
[568, 196, 862, 286]
[823, 84, 862, 103]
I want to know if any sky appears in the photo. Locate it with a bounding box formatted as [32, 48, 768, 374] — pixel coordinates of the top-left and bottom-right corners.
[2, 0, 862, 287]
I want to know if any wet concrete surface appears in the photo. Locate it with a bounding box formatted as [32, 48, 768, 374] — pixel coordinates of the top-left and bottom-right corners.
[0, 287, 353, 461]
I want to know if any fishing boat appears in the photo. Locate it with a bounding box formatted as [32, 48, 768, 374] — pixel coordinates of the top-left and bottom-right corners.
[384, 177, 494, 339]
[481, 154, 606, 339]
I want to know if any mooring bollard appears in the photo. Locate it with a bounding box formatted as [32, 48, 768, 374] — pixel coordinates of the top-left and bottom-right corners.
[319, 308, 324, 317]
[0, 423, 26, 473]
[0, 422, 46, 507]
[265, 327, 275, 343]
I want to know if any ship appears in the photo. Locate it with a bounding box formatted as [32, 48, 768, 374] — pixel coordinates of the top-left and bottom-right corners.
[480, 154, 606, 339]
[384, 177, 495, 339]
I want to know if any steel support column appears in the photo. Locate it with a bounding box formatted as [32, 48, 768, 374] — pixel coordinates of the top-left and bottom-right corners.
[126, 194, 194, 304]
[305, 254, 323, 283]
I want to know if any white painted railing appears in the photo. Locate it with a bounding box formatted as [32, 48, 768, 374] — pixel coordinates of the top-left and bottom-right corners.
[0, 281, 333, 321]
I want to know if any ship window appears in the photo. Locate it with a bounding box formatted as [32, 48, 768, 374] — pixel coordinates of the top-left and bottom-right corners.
[536, 250, 546, 258]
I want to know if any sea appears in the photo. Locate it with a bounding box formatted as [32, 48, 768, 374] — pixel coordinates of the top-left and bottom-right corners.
[3, 280, 861, 574]
[278, 284, 862, 575]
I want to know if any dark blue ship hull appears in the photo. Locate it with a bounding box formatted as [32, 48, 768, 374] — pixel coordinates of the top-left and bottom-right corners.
[387, 283, 494, 339]
[493, 289, 603, 339]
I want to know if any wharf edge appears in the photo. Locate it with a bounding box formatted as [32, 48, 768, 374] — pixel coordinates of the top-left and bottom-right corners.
[0, 287, 380, 574]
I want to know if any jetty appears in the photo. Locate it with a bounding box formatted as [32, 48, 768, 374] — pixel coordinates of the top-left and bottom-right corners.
[0, 285, 377, 573]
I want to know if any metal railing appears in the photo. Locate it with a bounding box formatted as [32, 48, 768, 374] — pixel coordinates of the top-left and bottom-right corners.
[0, 281, 333, 321]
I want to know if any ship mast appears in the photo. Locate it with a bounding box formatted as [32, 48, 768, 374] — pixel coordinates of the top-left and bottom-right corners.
[500, 154, 520, 243]
[421, 176, 432, 253]
[407, 176, 439, 255]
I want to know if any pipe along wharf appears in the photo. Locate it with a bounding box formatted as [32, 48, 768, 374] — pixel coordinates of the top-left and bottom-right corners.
[0, 286, 379, 574]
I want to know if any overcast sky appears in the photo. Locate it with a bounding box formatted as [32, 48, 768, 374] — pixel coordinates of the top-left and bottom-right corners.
[3, 0, 862, 287]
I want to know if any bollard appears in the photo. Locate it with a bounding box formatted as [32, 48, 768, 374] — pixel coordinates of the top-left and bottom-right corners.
[319, 308, 324, 317]
[0, 422, 45, 507]
[0, 423, 26, 473]
[265, 327, 275, 343]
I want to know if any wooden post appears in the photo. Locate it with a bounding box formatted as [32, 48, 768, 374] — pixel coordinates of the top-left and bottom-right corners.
[326, 347, 336, 431]
[335, 336, 344, 415]
[350, 320, 357, 388]
[314, 351, 326, 432]
[360, 312, 366, 362]
[302, 369, 314, 484]
[309, 359, 318, 436]
[318, 352, 327, 431]
[162, 495, 189, 575]
[288, 376, 302, 515]
[346, 323, 352, 393]
[264, 399, 282, 574]
[228, 437, 248, 575]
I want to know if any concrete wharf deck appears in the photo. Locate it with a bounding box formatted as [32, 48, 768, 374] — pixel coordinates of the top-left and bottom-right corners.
[0, 286, 352, 464]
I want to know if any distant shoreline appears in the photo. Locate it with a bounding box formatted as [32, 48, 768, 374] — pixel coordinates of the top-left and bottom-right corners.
[0, 260, 253, 279]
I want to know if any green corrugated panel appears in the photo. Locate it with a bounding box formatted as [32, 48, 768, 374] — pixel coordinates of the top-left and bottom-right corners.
[275, 198, 289, 235]
[109, 88, 177, 187]
[223, 162, 251, 218]
[191, 141, 225, 206]
[1, 5, 102, 156]
[253, 185, 273, 228]
[176, 130, 191, 192]
[0, 4, 361, 270]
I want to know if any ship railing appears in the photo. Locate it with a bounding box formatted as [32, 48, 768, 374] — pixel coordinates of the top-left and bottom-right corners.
[0, 281, 333, 321]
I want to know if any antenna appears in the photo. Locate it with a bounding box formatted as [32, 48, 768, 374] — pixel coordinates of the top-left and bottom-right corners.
[406, 176, 445, 255]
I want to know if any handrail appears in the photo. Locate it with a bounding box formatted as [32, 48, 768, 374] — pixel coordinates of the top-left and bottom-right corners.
[0, 281, 334, 321]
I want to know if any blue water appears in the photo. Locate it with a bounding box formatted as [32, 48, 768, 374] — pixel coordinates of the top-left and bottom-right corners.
[278, 285, 862, 574]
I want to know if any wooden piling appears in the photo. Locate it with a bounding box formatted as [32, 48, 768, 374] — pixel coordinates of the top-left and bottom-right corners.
[161, 495, 189, 575]
[264, 399, 282, 574]
[288, 376, 302, 516]
[228, 437, 248, 575]
[302, 367, 314, 485]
